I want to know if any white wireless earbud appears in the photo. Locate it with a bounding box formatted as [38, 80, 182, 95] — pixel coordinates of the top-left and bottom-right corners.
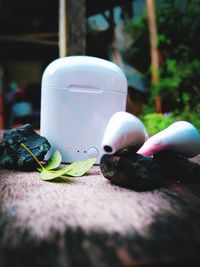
[137, 121, 200, 157]
[101, 111, 148, 154]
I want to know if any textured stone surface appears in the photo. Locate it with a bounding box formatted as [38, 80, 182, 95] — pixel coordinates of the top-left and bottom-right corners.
[0, 124, 50, 170]
[100, 149, 200, 191]
[100, 149, 164, 191]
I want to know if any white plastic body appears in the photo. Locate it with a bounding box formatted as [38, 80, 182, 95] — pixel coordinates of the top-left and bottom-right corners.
[101, 111, 148, 154]
[40, 56, 127, 163]
[137, 121, 200, 157]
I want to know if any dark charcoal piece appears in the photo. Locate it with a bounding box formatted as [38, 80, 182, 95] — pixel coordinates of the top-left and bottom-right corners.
[154, 150, 200, 182]
[100, 149, 164, 191]
[0, 124, 50, 170]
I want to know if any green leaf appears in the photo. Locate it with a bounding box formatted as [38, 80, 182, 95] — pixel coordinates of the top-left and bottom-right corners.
[40, 166, 73, 181]
[44, 150, 62, 170]
[20, 143, 45, 170]
[21, 142, 96, 182]
[64, 157, 96, 177]
[41, 157, 96, 180]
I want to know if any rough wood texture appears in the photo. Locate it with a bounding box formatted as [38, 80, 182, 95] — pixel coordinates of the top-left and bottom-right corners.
[0, 158, 200, 267]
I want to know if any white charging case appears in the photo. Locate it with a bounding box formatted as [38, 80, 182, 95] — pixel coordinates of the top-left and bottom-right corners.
[40, 56, 127, 163]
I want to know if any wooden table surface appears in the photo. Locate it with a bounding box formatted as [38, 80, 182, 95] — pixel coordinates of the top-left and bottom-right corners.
[0, 158, 200, 267]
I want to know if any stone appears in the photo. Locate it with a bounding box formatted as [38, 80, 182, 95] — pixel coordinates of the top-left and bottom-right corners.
[154, 150, 200, 182]
[100, 149, 164, 191]
[0, 124, 50, 170]
[100, 149, 200, 191]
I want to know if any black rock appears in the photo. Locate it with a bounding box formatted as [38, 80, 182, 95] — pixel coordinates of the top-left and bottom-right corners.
[100, 149, 164, 191]
[0, 124, 50, 170]
[154, 150, 200, 182]
[100, 149, 200, 191]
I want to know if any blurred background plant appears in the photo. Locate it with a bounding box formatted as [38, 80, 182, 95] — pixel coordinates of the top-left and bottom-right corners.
[126, 0, 200, 133]
[0, 0, 199, 131]
[141, 112, 174, 135]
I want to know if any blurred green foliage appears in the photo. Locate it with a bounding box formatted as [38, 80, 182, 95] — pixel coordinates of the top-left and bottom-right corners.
[126, 0, 200, 133]
[141, 113, 174, 135]
[140, 108, 200, 135]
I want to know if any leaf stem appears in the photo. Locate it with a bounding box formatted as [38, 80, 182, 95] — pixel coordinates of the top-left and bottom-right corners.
[20, 143, 45, 170]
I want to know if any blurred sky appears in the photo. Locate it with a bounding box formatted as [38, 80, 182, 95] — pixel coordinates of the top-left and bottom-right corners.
[88, 0, 145, 30]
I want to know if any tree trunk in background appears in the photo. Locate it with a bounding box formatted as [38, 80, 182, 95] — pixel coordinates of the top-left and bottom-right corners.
[59, 0, 67, 57]
[146, 0, 162, 113]
[59, 0, 86, 57]
[0, 96, 3, 129]
[109, 9, 122, 66]
[67, 0, 86, 55]
[0, 67, 3, 129]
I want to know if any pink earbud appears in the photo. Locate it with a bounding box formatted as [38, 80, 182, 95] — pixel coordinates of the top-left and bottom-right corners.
[137, 121, 200, 157]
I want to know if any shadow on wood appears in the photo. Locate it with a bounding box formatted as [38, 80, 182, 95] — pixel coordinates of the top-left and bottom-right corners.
[0, 162, 200, 267]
